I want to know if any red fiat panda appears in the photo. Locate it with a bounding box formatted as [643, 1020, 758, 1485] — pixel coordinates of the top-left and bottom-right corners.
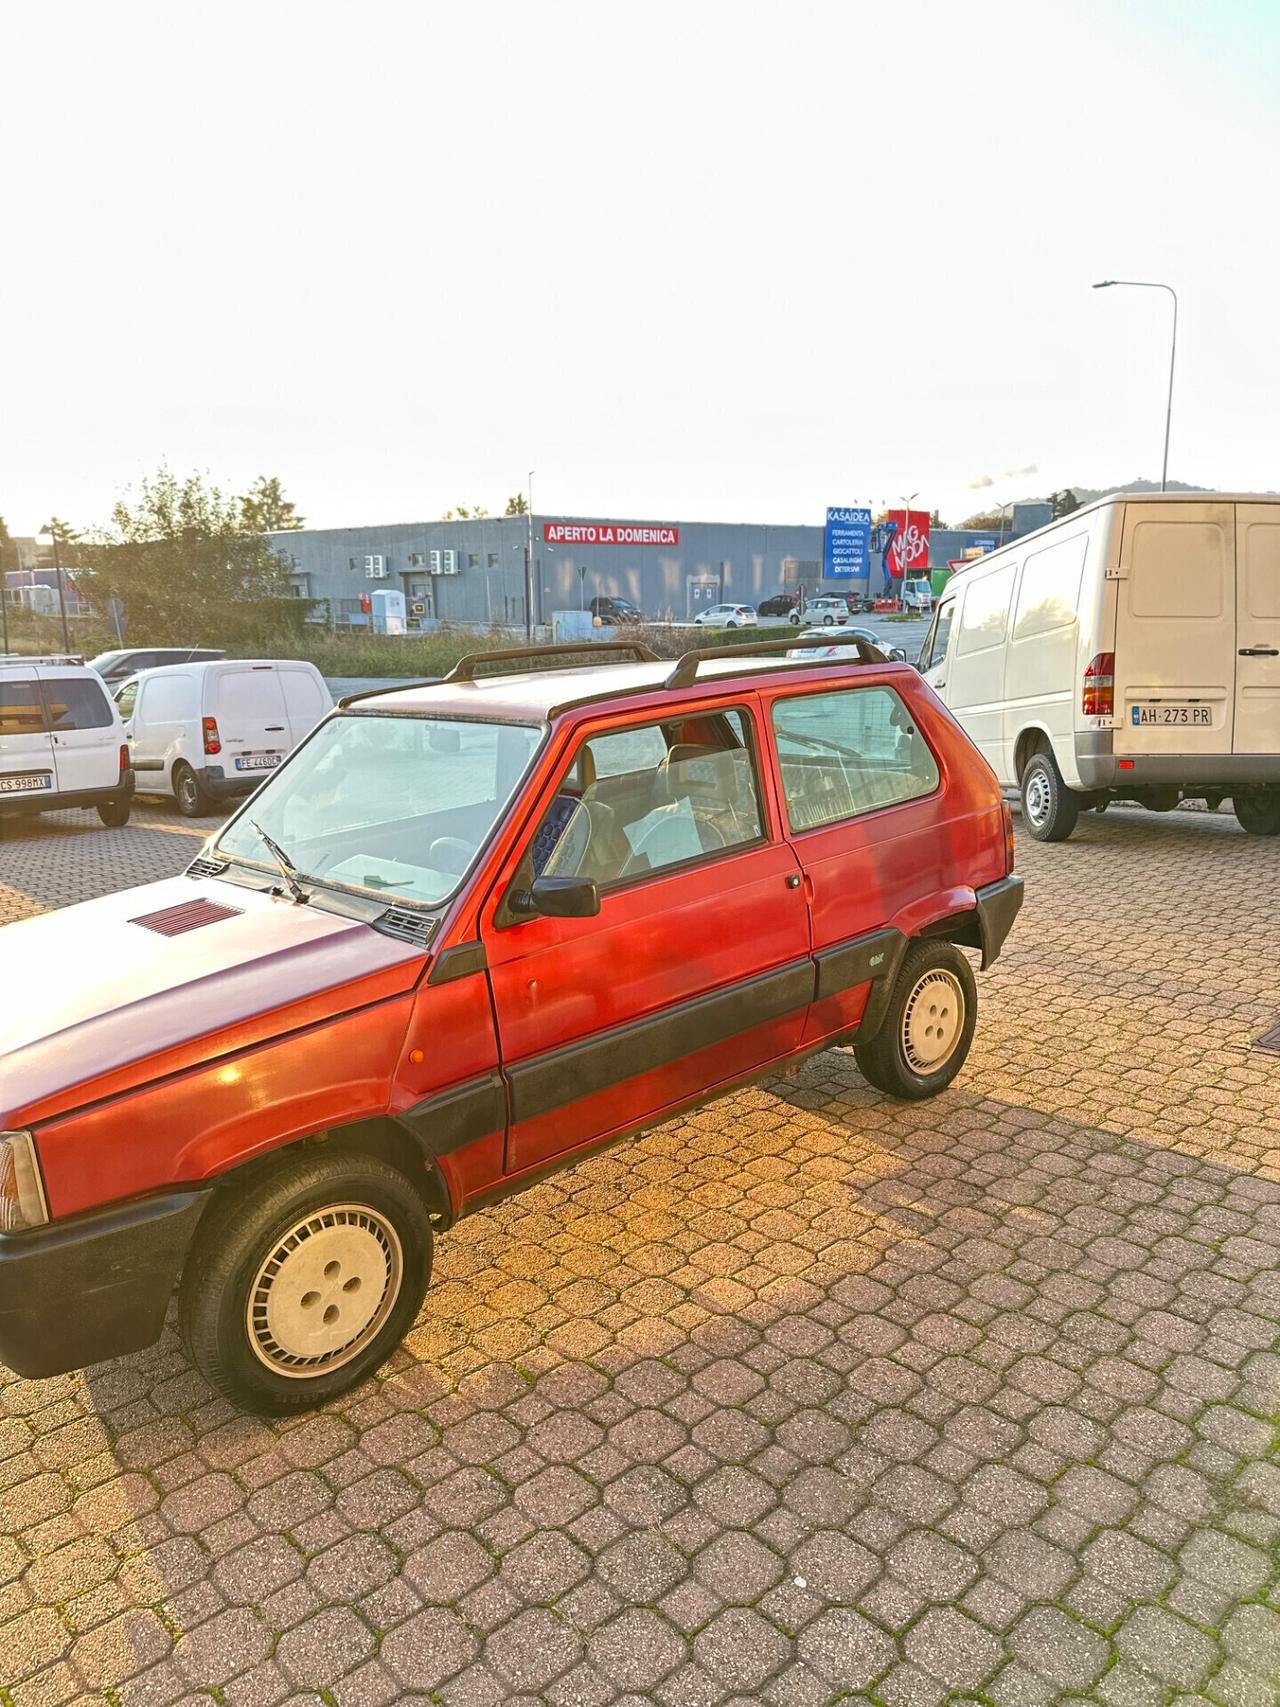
[0, 639, 1021, 1413]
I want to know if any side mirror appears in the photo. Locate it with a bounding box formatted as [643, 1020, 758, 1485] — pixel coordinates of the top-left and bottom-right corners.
[888, 647, 908, 663]
[429, 727, 461, 754]
[509, 873, 601, 919]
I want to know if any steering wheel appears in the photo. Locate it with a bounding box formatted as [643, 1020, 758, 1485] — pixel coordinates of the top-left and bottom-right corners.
[619, 810, 727, 878]
[428, 836, 476, 875]
[541, 800, 592, 876]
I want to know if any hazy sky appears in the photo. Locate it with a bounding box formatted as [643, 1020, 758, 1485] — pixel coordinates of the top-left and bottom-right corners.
[3, 0, 1278, 535]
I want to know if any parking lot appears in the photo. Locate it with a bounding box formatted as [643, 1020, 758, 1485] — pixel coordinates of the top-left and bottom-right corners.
[2, 800, 1278, 1705]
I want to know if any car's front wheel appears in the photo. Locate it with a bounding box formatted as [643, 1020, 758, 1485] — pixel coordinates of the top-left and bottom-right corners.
[179, 1149, 433, 1415]
[855, 940, 977, 1101]
[1235, 793, 1280, 836]
[789, 612, 801, 625]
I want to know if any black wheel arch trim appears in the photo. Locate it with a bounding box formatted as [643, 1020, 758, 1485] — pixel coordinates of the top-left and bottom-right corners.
[974, 876, 1024, 970]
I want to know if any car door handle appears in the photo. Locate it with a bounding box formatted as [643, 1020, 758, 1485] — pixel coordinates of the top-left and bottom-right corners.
[264, 725, 286, 731]
[1238, 647, 1279, 657]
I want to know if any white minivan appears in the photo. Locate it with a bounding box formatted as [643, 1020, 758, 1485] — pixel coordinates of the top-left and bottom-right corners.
[115, 659, 332, 817]
[0, 655, 133, 827]
[916, 493, 1280, 840]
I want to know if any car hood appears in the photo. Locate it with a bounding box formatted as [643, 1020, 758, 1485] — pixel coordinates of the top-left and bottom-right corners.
[0, 875, 428, 1126]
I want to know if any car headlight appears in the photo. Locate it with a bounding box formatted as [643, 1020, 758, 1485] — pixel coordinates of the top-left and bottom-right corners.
[0, 1132, 49, 1232]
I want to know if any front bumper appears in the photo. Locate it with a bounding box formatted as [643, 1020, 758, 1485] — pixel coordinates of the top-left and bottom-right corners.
[1074, 733, 1280, 792]
[0, 1189, 208, 1379]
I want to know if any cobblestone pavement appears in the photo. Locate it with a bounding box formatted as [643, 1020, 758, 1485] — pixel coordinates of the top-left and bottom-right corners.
[2, 800, 1279, 1707]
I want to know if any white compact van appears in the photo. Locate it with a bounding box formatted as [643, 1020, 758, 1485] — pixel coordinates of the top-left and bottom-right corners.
[0, 655, 133, 827]
[916, 494, 1280, 840]
[115, 659, 333, 817]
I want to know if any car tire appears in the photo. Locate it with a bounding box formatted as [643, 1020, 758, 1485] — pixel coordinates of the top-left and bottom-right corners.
[822, 614, 835, 626]
[96, 800, 130, 827]
[173, 761, 213, 818]
[789, 612, 801, 625]
[179, 1149, 433, 1416]
[854, 940, 977, 1101]
[1020, 751, 1079, 842]
[727, 620, 739, 629]
[1235, 794, 1280, 836]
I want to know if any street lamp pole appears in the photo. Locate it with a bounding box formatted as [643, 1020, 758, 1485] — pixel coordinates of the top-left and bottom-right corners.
[1093, 280, 1178, 491]
[524, 471, 535, 639]
[41, 524, 71, 654]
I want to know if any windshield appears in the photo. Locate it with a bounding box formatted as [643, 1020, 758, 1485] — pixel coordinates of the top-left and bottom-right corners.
[88, 651, 126, 672]
[215, 711, 544, 907]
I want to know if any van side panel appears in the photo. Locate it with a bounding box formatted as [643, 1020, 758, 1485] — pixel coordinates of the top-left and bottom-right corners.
[946, 560, 1017, 780]
[1000, 526, 1090, 787]
[1112, 501, 1235, 757]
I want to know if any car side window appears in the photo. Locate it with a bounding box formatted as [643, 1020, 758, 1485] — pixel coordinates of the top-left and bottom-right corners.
[529, 709, 765, 889]
[115, 681, 139, 720]
[919, 602, 955, 672]
[0, 680, 46, 735]
[41, 678, 114, 732]
[771, 686, 940, 832]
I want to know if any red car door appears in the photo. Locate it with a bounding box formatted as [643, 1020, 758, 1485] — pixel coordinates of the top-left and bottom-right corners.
[479, 699, 812, 1179]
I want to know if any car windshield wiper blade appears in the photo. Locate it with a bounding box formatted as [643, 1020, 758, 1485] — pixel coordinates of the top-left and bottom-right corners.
[250, 820, 308, 903]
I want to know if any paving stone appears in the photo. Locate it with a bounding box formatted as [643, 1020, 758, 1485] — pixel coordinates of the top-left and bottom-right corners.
[691, 1530, 784, 1602]
[590, 1607, 686, 1689]
[797, 1607, 894, 1688]
[597, 1530, 686, 1601]
[1114, 1604, 1220, 1689]
[1009, 1605, 1110, 1691]
[381, 1607, 480, 1690]
[275, 1608, 374, 1688]
[403, 1531, 494, 1602]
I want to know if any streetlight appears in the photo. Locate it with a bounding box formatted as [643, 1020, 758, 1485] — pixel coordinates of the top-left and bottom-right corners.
[1093, 279, 1178, 491]
[996, 498, 1017, 547]
[39, 523, 71, 654]
[893, 492, 918, 600]
[524, 471, 535, 639]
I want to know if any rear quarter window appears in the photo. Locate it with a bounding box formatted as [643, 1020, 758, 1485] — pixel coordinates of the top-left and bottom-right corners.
[956, 565, 1016, 655]
[771, 686, 940, 832]
[40, 677, 113, 731]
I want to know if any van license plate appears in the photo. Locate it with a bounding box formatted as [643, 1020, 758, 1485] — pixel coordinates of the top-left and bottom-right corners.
[0, 772, 52, 793]
[1132, 705, 1210, 726]
[234, 755, 282, 771]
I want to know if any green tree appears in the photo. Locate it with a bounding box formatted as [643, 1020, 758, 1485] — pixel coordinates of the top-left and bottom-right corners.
[1050, 488, 1080, 518]
[441, 504, 490, 521]
[42, 516, 83, 568]
[960, 510, 1006, 530]
[504, 493, 529, 516]
[240, 475, 304, 532]
[88, 466, 288, 642]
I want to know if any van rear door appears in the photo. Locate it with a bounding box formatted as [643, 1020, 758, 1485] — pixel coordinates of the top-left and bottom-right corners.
[1112, 501, 1235, 757]
[0, 674, 55, 801]
[278, 666, 332, 747]
[211, 665, 290, 779]
[1233, 504, 1280, 755]
[38, 669, 119, 796]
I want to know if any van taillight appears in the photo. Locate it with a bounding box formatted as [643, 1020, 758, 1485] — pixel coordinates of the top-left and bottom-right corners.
[118, 744, 129, 777]
[1082, 653, 1115, 718]
[202, 716, 221, 756]
[1001, 799, 1015, 873]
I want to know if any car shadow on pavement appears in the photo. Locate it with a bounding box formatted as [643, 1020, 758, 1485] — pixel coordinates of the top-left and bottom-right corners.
[4, 1061, 1277, 1702]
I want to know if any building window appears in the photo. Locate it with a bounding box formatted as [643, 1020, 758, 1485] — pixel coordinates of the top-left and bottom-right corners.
[468, 552, 479, 570]
[487, 552, 498, 569]
[408, 552, 426, 568]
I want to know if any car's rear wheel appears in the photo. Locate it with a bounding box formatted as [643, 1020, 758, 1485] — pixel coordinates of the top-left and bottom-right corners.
[96, 800, 130, 827]
[173, 761, 213, 818]
[789, 612, 801, 625]
[1020, 751, 1079, 842]
[179, 1149, 433, 1415]
[1235, 793, 1280, 836]
[855, 940, 977, 1101]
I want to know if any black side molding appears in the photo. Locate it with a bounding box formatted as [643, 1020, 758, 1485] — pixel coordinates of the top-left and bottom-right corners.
[813, 926, 908, 1042]
[975, 876, 1025, 969]
[507, 958, 815, 1126]
[428, 941, 488, 986]
[398, 1072, 507, 1156]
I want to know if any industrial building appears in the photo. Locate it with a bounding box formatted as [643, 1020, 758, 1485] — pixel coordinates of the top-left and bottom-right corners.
[271, 504, 1053, 629]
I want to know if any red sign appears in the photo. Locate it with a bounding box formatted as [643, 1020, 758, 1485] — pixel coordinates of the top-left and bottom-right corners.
[886, 509, 930, 579]
[544, 522, 679, 547]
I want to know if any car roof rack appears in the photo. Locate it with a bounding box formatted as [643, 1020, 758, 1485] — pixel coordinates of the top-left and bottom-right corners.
[0, 653, 85, 668]
[445, 640, 660, 682]
[663, 633, 886, 691]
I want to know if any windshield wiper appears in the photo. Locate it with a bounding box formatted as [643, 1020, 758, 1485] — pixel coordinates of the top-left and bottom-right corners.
[250, 820, 308, 903]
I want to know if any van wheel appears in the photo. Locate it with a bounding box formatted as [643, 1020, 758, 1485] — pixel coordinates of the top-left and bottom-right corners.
[96, 800, 130, 827]
[173, 762, 213, 818]
[1235, 794, 1280, 836]
[179, 1150, 433, 1415]
[1020, 751, 1079, 842]
[855, 940, 977, 1101]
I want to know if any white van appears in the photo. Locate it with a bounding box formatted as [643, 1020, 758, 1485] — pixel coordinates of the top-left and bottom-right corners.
[0, 655, 133, 826]
[115, 659, 333, 817]
[916, 494, 1280, 840]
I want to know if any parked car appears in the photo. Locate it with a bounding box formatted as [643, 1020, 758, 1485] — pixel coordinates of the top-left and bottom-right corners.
[114, 659, 332, 817]
[89, 647, 226, 685]
[0, 636, 1021, 1412]
[788, 627, 909, 663]
[916, 492, 1280, 840]
[588, 596, 643, 625]
[801, 596, 850, 627]
[0, 654, 133, 826]
[692, 603, 757, 628]
[757, 592, 802, 622]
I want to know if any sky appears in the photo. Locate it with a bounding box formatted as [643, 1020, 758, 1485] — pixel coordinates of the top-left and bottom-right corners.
[2, 0, 1279, 536]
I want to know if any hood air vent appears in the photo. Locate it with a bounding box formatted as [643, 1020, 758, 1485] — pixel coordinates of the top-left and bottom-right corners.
[131, 898, 244, 936]
[187, 856, 228, 880]
[376, 908, 438, 947]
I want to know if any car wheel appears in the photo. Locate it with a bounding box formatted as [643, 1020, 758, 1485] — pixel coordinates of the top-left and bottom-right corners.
[789, 612, 801, 626]
[173, 761, 213, 818]
[1235, 794, 1280, 836]
[1020, 751, 1079, 842]
[822, 614, 835, 626]
[854, 940, 977, 1101]
[179, 1149, 433, 1415]
[727, 620, 739, 629]
[96, 800, 130, 827]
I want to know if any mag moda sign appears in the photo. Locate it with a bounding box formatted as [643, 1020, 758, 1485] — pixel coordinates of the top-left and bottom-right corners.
[544, 522, 679, 547]
[823, 507, 872, 579]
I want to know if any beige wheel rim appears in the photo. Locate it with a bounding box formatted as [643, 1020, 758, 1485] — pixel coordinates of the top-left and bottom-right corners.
[901, 969, 965, 1074]
[246, 1205, 403, 1377]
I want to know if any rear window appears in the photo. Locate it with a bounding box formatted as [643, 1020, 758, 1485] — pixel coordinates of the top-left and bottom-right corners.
[0, 680, 45, 736]
[41, 677, 113, 731]
[214, 668, 286, 719]
[772, 686, 940, 831]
